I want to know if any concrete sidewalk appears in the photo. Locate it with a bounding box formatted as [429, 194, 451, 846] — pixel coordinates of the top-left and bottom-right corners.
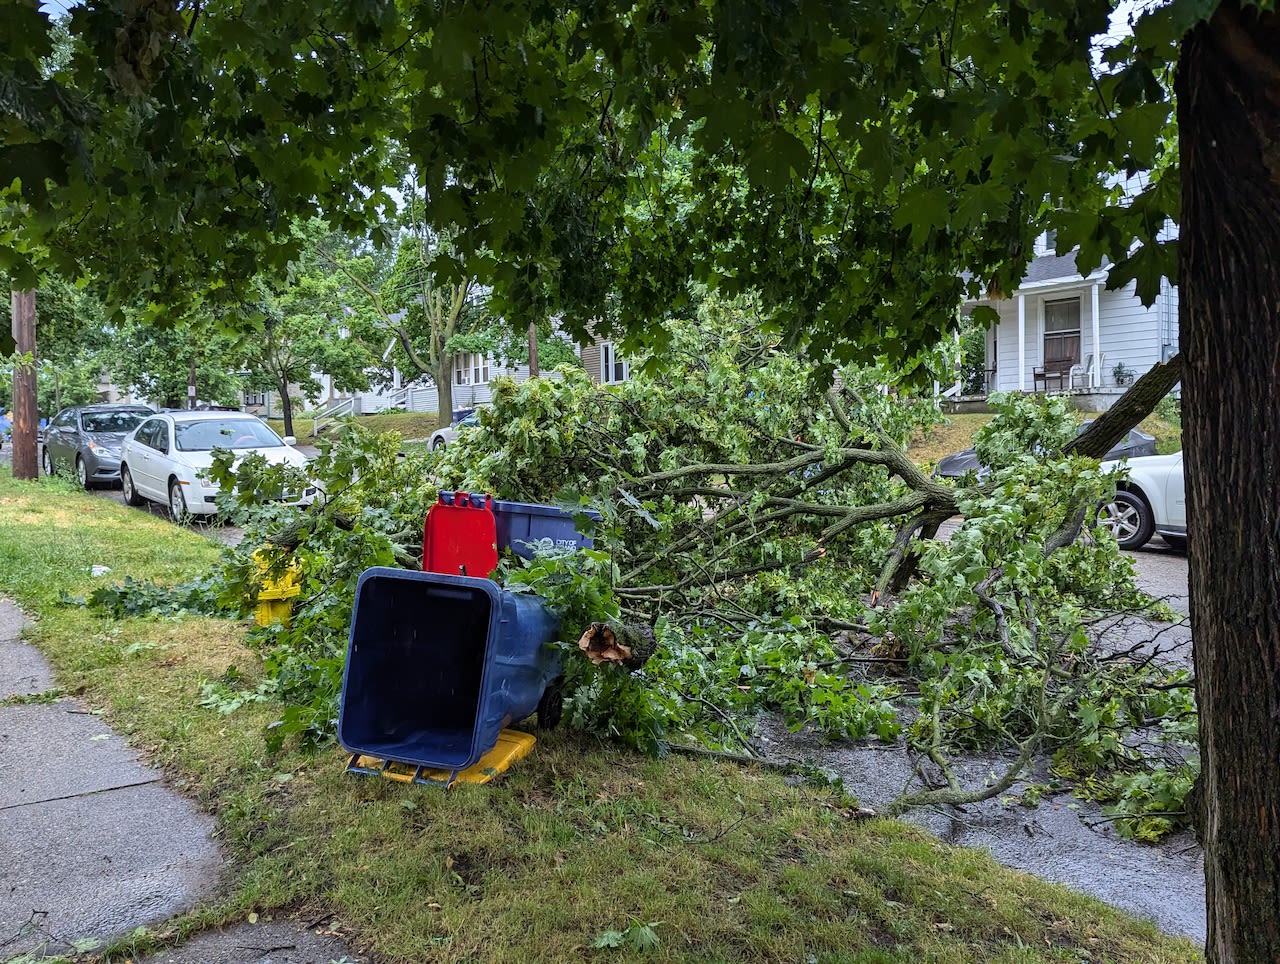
[0, 600, 223, 958]
[0, 600, 361, 962]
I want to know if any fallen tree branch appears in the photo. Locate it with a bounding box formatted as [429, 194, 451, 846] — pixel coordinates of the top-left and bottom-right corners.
[1064, 354, 1181, 459]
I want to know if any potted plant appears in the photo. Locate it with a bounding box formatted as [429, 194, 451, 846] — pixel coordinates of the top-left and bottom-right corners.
[1112, 361, 1135, 387]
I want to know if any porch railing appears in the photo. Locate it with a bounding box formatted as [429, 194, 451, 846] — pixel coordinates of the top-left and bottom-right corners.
[313, 396, 356, 435]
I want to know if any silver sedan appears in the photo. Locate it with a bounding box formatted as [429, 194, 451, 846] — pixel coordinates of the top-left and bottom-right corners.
[41, 404, 154, 488]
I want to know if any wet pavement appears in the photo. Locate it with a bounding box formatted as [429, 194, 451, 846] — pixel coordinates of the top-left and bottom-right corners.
[761, 543, 1205, 943]
[0, 598, 364, 962]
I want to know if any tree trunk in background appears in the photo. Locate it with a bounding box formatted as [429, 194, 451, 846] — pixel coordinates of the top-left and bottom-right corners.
[1177, 3, 1280, 959]
[528, 321, 540, 378]
[277, 378, 295, 440]
[434, 358, 454, 429]
[9, 290, 37, 481]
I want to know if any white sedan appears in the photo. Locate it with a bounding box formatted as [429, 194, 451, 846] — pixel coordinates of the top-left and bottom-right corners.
[428, 409, 480, 451]
[119, 411, 315, 520]
[1098, 452, 1187, 550]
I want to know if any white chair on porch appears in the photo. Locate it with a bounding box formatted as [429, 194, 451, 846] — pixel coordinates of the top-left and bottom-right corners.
[1069, 352, 1104, 389]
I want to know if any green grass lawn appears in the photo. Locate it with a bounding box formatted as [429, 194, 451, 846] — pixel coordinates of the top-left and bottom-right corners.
[907, 410, 1183, 469]
[267, 410, 443, 444]
[0, 474, 1197, 963]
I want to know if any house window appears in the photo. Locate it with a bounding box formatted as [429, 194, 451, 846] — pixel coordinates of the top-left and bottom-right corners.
[1043, 298, 1081, 371]
[454, 352, 490, 386]
[1033, 230, 1058, 257]
[600, 342, 628, 384]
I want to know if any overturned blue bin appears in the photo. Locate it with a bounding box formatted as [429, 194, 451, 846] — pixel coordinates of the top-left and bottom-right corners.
[338, 567, 561, 773]
[493, 500, 602, 559]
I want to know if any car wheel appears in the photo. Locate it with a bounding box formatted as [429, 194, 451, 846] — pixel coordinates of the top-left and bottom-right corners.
[121, 465, 144, 506]
[168, 479, 190, 523]
[76, 455, 90, 489]
[432, 438, 446, 452]
[1097, 490, 1154, 550]
[41, 447, 54, 476]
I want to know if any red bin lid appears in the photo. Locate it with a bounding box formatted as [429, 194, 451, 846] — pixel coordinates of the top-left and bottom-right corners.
[422, 491, 499, 579]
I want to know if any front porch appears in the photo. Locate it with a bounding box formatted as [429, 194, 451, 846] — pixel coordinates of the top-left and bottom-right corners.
[942, 385, 1133, 415]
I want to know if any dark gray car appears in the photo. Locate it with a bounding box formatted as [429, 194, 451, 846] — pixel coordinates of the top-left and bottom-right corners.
[41, 404, 154, 488]
[933, 424, 1157, 479]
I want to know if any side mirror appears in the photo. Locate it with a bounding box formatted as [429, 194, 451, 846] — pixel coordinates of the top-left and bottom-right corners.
[283, 435, 297, 446]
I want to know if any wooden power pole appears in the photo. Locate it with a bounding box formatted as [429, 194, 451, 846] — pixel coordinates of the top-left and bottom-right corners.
[10, 290, 37, 481]
[527, 321, 540, 378]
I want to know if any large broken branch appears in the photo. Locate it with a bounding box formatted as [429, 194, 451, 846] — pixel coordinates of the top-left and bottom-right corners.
[1065, 353, 1181, 459]
[577, 621, 657, 670]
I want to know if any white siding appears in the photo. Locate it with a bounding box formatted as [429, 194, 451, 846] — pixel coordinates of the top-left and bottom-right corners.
[400, 363, 566, 415]
[1094, 282, 1162, 384]
[978, 278, 1170, 392]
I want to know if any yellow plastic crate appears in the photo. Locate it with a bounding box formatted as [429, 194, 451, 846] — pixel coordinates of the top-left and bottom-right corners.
[345, 729, 537, 788]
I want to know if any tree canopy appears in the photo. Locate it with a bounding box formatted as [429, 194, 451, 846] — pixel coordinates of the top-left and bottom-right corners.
[7, 0, 1185, 353]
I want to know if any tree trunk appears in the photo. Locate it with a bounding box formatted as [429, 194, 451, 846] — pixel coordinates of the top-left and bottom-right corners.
[1177, 4, 1280, 959]
[528, 321, 540, 378]
[9, 290, 37, 481]
[435, 357, 454, 429]
[278, 379, 294, 439]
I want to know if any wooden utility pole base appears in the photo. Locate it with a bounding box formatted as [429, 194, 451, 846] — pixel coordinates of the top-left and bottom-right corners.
[10, 290, 37, 481]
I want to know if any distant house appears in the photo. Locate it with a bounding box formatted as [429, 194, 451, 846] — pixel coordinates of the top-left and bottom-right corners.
[394, 351, 544, 415]
[966, 231, 1179, 410]
[580, 333, 630, 385]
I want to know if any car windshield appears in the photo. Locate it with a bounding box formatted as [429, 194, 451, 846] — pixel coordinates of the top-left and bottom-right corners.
[174, 419, 284, 452]
[81, 411, 148, 434]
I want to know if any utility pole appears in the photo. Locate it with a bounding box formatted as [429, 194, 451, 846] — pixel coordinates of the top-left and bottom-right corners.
[527, 321, 540, 378]
[188, 359, 197, 409]
[10, 290, 37, 481]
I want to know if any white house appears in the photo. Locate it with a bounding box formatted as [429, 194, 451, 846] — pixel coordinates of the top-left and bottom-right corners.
[968, 231, 1178, 410]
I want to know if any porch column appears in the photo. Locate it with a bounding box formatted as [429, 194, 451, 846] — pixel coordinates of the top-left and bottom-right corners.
[1090, 282, 1102, 387]
[953, 330, 962, 395]
[1017, 293, 1026, 391]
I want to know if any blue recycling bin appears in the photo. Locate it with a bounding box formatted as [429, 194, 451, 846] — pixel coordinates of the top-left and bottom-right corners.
[493, 500, 602, 559]
[338, 567, 561, 771]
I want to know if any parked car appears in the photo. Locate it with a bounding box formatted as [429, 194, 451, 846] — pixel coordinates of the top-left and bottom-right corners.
[429, 410, 480, 451]
[41, 404, 154, 488]
[1097, 451, 1186, 550]
[933, 424, 1157, 479]
[119, 411, 315, 520]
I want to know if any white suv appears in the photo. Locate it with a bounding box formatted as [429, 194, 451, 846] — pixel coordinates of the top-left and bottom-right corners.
[1098, 452, 1186, 550]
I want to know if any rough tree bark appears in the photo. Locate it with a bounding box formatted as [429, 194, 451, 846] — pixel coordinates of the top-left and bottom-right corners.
[9, 290, 37, 481]
[1177, 3, 1280, 959]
